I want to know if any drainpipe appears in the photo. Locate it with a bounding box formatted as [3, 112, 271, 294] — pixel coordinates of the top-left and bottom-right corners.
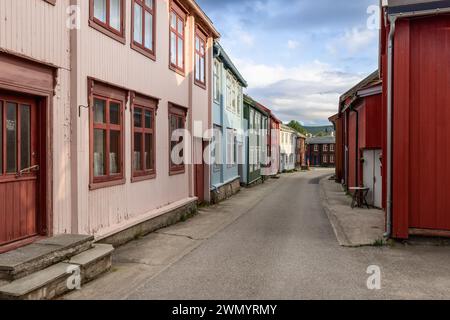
[385, 15, 396, 238]
[354, 107, 359, 187]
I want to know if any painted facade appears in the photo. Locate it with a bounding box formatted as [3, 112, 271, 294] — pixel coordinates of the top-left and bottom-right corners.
[279, 125, 298, 172]
[210, 42, 247, 203]
[241, 95, 269, 186]
[296, 134, 307, 169]
[306, 136, 336, 168]
[334, 71, 383, 207]
[0, 0, 219, 251]
[380, 0, 450, 238]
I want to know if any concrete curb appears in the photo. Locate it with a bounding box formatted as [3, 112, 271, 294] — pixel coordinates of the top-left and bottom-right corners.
[319, 176, 354, 247]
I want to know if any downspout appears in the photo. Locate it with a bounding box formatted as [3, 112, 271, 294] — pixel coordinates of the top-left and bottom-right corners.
[354, 107, 359, 187]
[385, 15, 396, 238]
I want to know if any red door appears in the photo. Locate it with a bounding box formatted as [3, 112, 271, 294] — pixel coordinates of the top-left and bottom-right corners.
[195, 141, 206, 204]
[0, 94, 40, 248]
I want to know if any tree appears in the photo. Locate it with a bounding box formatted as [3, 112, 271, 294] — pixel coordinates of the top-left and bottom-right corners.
[287, 120, 308, 135]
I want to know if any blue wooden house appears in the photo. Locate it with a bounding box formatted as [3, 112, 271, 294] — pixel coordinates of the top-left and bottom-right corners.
[210, 42, 248, 203]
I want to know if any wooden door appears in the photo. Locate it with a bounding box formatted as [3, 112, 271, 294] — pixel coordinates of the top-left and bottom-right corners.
[0, 94, 40, 248]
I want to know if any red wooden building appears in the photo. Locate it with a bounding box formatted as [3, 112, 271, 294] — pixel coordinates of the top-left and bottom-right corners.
[334, 71, 383, 208]
[380, 0, 450, 239]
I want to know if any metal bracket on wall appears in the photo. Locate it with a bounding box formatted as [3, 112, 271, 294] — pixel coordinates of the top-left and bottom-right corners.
[78, 105, 89, 117]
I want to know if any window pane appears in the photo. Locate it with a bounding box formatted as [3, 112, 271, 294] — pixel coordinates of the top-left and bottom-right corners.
[134, 107, 142, 127]
[200, 57, 205, 82]
[110, 130, 120, 174]
[145, 110, 152, 129]
[134, 4, 143, 44]
[134, 132, 142, 171]
[145, 0, 152, 9]
[94, 99, 106, 123]
[177, 38, 184, 68]
[170, 12, 176, 29]
[195, 37, 200, 51]
[20, 105, 31, 170]
[177, 17, 183, 35]
[170, 32, 177, 65]
[94, 129, 106, 177]
[94, 0, 107, 23]
[145, 11, 153, 50]
[6, 103, 17, 173]
[110, 0, 121, 31]
[145, 133, 153, 170]
[110, 102, 120, 125]
[0, 102, 2, 173]
[195, 54, 200, 80]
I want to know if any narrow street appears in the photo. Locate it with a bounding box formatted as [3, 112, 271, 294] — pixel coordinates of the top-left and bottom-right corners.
[68, 169, 450, 300]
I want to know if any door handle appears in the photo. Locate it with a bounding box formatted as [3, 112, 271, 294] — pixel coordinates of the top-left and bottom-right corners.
[16, 165, 40, 177]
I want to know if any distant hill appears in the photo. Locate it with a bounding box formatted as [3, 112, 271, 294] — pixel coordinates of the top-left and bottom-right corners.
[304, 125, 334, 136]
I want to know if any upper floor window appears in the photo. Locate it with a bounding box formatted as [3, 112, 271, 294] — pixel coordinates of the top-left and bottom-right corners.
[132, 0, 155, 59]
[323, 155, 328, 163]
[330, 144, 335, 152]
[323, 144, 328, 152]
[330, 155, 335, 163]
[314, 144, 318, 152]
[213, 60, 221, 102]
[169, 3, 186, 73]
[226, 73, 232, 111]
[195, 28, 207, 88]
[90, 0, 125, 43]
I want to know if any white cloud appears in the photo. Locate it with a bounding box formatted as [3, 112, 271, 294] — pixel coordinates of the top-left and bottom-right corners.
[235, 58, 366, 124]
[327, 27, 377, 56]
[287, 40, 300, 49]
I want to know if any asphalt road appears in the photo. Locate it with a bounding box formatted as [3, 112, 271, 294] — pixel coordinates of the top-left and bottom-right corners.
[122, 169, 450, 299]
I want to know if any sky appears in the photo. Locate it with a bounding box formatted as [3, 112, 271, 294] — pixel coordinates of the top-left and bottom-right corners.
[196, 0, 380, 126]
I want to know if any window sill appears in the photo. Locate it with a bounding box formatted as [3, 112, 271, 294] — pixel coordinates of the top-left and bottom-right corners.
[131, 173, 157, 183]
[89, 19, 126, 45]
[89, 178, 126, 191]
[169, 64, 185, 77]
[169, 168, 186, 176]
[131, 42, 156, 61]
[194, 80, 207, 90]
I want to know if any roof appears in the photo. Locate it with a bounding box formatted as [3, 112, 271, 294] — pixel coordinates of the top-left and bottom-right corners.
[280, 124, 298, 135]
[340, 71, 380, 104]
[339, 71, 381, 112]
[185, 0, 220, 38]
[243, 95, 269, 116]
[214, 42, 248, 87]
[306, 136, 336, 145]
[384, 0, 450, 14]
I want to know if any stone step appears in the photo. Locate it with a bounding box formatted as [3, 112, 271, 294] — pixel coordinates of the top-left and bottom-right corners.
[0, 235, 94, 281]
[0, 244, 114, 300]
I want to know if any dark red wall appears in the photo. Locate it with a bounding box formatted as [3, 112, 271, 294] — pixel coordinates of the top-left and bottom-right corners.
[384, 15, 450, 238]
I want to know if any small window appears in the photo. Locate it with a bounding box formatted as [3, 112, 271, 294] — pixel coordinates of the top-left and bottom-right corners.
[323, 155, 328, 163]
[169, 3, 186, 73]
[323, 144, 328, 152]
[226, 128, 235, 167]
[330, 155, 335, 163]
[90, 0, 125, 43]
[330, 144, 335, 152]
[169, 104, 187, 174]
[195, 28, 207, 88]
[213, 60, 221, 103]
[132, 0, 155, 59]
[213, 125, 222, 172]
[132, 95, 157, 181]
[314, 144, 318, 152]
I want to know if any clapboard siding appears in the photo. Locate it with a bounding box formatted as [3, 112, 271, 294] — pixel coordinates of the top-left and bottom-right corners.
[0, 0, 72, 235]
